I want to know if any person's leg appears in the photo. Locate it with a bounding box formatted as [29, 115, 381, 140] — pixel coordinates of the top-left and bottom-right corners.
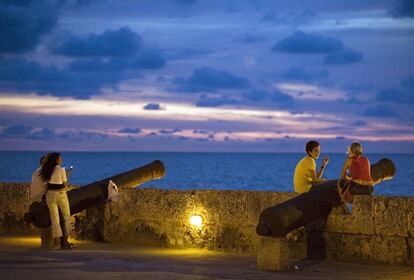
[46, 191, 63, 240]
[58, 210, 70, 246]
[56, 190, 72, 248]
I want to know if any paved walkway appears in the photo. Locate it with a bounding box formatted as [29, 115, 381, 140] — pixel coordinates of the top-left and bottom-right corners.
[0, 235, 413, 280]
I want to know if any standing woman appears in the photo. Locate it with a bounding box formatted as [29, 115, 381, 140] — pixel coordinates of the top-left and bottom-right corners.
[40, 152, 72, 249]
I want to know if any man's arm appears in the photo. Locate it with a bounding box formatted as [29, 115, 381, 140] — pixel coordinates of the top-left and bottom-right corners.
[316, 156, 329, 179]
[309, 168, 325, 183]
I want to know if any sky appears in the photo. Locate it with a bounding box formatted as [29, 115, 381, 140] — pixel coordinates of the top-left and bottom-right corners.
[0, 0, 413, 153]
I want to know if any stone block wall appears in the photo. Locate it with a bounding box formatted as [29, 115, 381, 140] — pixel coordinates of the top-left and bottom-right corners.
[0, 183, 413, 265]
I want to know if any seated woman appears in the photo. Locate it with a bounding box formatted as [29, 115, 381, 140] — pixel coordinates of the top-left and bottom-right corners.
[339, 141, 373, 203]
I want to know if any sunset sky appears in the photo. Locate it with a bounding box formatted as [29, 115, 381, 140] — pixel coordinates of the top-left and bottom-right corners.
[0, 0, 413, 152]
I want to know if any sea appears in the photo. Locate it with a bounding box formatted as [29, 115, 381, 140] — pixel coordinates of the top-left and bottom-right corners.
[0, 151, 412, 197]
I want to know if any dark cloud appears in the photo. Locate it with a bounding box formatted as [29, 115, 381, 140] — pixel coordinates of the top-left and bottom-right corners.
[52, 27, 143, 57]
[0, 1, 59, 53]
[133, 49, 167, 69]
[401, 75, 414, 90]
[118, 128, 141, 134]
[0, 125, 33, 138]
[172, 67, 249, 93]
[282, 67, 329, 81]
[376, 76, 414, 104]
[363, 105, 398, 118]
[233, 34, 267, 44]
[159, 128, 182, 134]
[377, 88, 407, 103]
[262, 10, 316, 25]
[389, 0, 414, 18]
[273, 31, 362, 66]
[352, 120, 367, 126]
[58, 130, 107, 141]
[242, 89, 268, 101]
[0, 125, 107, 141]
[342, 81, 373, 95]
[271, 90, 294, 107]
[241, 88, 294, 108]
[324, 48, 363, 65]
[0, 42, 165, 98]
[272, 31, 344, 54]
[164, 48, 213, 61]
[193, 130, 210, 134]
[195, 94, 238, 107]
[0, 57, 127, 99]
[69, 50, 166, 72]
[143, 103, 163, 110]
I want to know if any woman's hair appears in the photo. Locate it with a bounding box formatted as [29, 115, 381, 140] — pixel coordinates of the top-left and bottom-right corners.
[348, 141, 363, 156]
[305, 140, 320, 155]
[40, 152, 60, 182]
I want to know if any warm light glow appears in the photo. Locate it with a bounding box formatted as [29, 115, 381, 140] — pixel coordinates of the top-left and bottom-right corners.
[189, 215, 203, 227]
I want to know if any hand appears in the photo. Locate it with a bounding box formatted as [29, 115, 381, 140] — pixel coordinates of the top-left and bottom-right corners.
[322, 156, 329, 167]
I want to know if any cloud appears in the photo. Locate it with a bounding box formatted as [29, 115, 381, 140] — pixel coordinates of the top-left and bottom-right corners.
[352, 120, 367, 126]
[363, 105, 398, 118]
[376, 76, 414, 104]
[172, 67, 249, 93]
[389, 0, 414, 18]
[242, 89, 269, 101]
[195, 94, 238, 107]
[272, 31, 344, 54]
[273, 31, 362, 65]
[0, 44, 165, 98]
[118, 128, 141, 134]
[0, 1, 59, 53]
[241, 88, 295, 107]
[401, 75, 414, 90]
[271, 90, 295, 107]
[143, 103, 163, 110]
[52, 27, 142, 57]
[0, 125, 56, 140]
[0, 57, 127, 99]
[69, 50, 166, 72]
[164, 48, 213, 61]
[282, 67, 329, 81]
[159, 128, 182, 134]
[133, 49, 167, 69]
[324, 48, 363, 65]
[0, 125, 33, 138]
[233, 34, 267, 44]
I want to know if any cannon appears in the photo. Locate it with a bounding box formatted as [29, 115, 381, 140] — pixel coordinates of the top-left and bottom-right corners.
[256, 159, 396, 238]
[24, 160, 166, 228]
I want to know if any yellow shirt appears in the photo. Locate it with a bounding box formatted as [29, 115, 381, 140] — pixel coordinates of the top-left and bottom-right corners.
[293, 156, 316, 193]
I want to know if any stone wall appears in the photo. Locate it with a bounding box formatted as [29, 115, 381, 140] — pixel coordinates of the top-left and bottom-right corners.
[1, 183, 413, 265]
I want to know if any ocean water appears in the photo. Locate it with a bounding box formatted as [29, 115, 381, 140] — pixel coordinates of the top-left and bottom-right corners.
[0, 151, 412, 197]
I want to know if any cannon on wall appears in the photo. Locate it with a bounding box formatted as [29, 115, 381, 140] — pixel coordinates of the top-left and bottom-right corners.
[256, 159, 396, 238]
[24, 160, 165, 228]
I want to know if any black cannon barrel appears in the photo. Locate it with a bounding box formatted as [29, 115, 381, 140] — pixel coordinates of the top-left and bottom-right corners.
[68, 160, 165, 214]
[256, 158, 395, 238]
[24, 160, 165, 228]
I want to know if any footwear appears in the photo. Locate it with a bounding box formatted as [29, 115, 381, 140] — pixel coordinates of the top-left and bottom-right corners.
[60, 242, 74, 249]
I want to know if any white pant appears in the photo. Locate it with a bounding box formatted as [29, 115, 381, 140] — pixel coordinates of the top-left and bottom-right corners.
[46, 189, 71, 238]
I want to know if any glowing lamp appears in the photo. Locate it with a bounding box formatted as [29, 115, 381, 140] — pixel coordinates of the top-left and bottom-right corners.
[189, 215, 203, 227]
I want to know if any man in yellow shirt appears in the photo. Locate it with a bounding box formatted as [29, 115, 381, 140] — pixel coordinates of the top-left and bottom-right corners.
[293, 140, 329, 193]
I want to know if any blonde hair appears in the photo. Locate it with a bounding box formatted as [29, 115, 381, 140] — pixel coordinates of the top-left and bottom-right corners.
[348, 141, 363, 156]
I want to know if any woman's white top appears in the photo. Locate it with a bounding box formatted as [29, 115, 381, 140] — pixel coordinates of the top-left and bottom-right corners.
[48, 165, 67, 184]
